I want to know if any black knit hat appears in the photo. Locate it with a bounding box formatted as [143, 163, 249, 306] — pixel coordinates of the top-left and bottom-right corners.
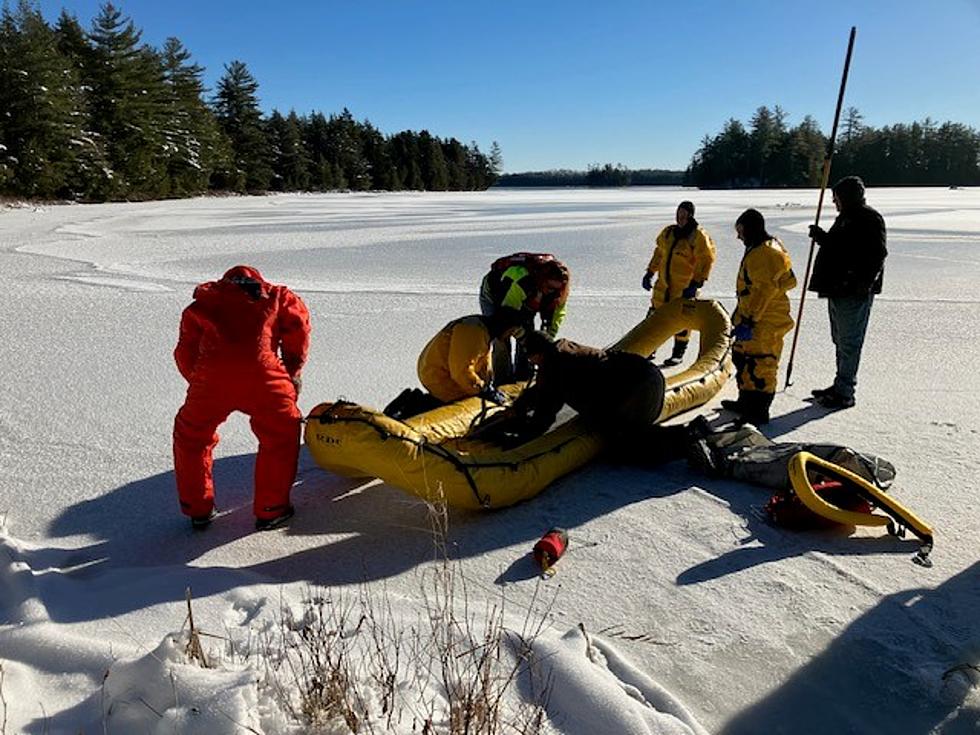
[832, 176, 866, 205]
[678, 200, 696, 216]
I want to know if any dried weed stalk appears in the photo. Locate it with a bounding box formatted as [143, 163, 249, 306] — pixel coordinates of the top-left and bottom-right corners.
[248, 497, 553, 733]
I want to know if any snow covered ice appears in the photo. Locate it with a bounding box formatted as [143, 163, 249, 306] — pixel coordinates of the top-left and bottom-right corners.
[1, 187, 979, 733]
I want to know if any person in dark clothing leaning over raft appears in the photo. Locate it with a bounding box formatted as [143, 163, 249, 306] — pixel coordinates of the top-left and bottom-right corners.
[807, 176, 887, 410]
[473, 330, 665, 446]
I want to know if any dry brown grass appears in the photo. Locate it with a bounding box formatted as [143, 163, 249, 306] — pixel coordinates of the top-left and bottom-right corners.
[198, 498, 555, 733]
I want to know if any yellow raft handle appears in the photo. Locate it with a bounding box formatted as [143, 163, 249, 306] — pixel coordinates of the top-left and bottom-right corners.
[787, 452, 934, 563]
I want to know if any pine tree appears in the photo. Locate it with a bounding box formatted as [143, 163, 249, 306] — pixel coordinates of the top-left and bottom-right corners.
[326, 108, 369, 190]
[361, 120, 396, 190]
[265, 109, 288, 190]
[441, 137, 469, 189]
[489, 141, 503, 179]
[211, 59, 271, 191]
[0, 1, 111, 198]
[418, 130, 448, 190]
[86, 2, 170, 198]
[0, 9, 14, 190]
[161, 37, 228, 195]
[789, 115, 826, 186]
[303, 110, 331, 189]
[265, 109, 310, 191]
[52, 9, 112, 199]
[749, 106, 786, 186]
[389, 130, 423, 190]
[281, 111, 311, 190]
[466, 141, 490, 189]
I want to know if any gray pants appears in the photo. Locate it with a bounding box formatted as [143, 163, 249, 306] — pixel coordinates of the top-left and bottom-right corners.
[707, 424, 895, 491]
[479, 282, 534, 383]
[828, 294, 874, 400]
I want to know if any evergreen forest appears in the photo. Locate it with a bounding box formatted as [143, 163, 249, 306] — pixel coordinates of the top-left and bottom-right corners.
[0, 1, 502, 201]
[687, 106, 980, 189]
[498, 165, 684, 187]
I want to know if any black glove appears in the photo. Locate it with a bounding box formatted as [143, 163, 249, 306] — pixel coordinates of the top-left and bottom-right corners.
[682, 280, 703, 299]
[808, 224, 826, 243]
[642, 271, 654, 291]
[479, 384, 507, 405]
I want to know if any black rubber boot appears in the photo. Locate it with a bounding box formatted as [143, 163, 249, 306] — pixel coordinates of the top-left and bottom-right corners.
[721, 391, 772, 425]
[738, 391, 773, 425]
[662, 340, 688, 367]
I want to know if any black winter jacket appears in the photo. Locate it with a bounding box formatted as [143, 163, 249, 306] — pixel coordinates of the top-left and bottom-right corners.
[511, 339, 665, 435]
[808, 203, 887, 297]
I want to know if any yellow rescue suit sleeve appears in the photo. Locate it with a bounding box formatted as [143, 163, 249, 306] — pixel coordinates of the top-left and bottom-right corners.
[646, 227, 671, 275]
[735, 239, 797, 325]
[691, 228, 717, 284]
[448, 319, 492, 395]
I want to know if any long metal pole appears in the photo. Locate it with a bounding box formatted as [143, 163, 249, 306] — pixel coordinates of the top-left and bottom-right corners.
[784, 26, 857, 389]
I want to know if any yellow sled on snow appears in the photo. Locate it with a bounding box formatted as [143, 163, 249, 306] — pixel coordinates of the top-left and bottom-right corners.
[305, 299, 733, 509]
[787, 451, 934, 565]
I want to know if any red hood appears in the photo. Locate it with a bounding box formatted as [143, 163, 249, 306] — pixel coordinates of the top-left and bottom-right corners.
[222, 265, 266, 283]
[193, 265, 272, 301]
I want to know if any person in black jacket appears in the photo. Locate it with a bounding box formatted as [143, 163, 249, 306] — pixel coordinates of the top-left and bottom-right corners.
[472, 330, 665, 446]
[807, 176, 887, 409]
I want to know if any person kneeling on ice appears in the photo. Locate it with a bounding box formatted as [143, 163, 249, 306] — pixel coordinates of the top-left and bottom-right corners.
[416, 307, 526, 405]
[474, 330, 666, 446]
[173, 265, 310, 531]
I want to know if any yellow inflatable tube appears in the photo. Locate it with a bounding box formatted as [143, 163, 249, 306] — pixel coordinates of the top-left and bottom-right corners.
[305, 299, 733, 510]
[788, 452, 934, 546]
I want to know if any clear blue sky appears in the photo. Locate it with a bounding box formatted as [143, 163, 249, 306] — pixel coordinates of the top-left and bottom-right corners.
[38, 0, 980, 173]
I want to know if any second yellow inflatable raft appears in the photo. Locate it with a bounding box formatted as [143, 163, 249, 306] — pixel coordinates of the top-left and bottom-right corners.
[787, 451, 934, 563]
[306, 298, 733, 509]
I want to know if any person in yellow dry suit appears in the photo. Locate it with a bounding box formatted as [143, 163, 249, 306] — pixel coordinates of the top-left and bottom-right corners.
[721, 208, 797, 425]
[417, 308, 525, 403]
[642, 200, 716, 366]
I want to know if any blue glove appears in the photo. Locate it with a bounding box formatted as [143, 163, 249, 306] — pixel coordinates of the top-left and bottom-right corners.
[682, 280, 702, 299]
[480, 385, 508, 405]
[641, 272, 653, 291]
[732, 322, 754, 342]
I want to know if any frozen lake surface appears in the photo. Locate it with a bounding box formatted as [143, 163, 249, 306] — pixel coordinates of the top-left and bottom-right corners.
[1, 187, 978, 733]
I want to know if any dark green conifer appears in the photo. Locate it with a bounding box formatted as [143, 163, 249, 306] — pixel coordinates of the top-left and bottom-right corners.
[211, 59, 271, 191]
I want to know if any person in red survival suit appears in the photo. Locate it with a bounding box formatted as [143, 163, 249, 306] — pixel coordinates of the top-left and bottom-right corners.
[173, 265, 311, 531]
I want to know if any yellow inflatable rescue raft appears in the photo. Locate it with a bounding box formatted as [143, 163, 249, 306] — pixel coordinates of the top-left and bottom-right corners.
[305, 298, 733, 509]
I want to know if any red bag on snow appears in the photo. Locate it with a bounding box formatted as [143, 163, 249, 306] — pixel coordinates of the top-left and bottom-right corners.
[764, 479, 873, 530]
